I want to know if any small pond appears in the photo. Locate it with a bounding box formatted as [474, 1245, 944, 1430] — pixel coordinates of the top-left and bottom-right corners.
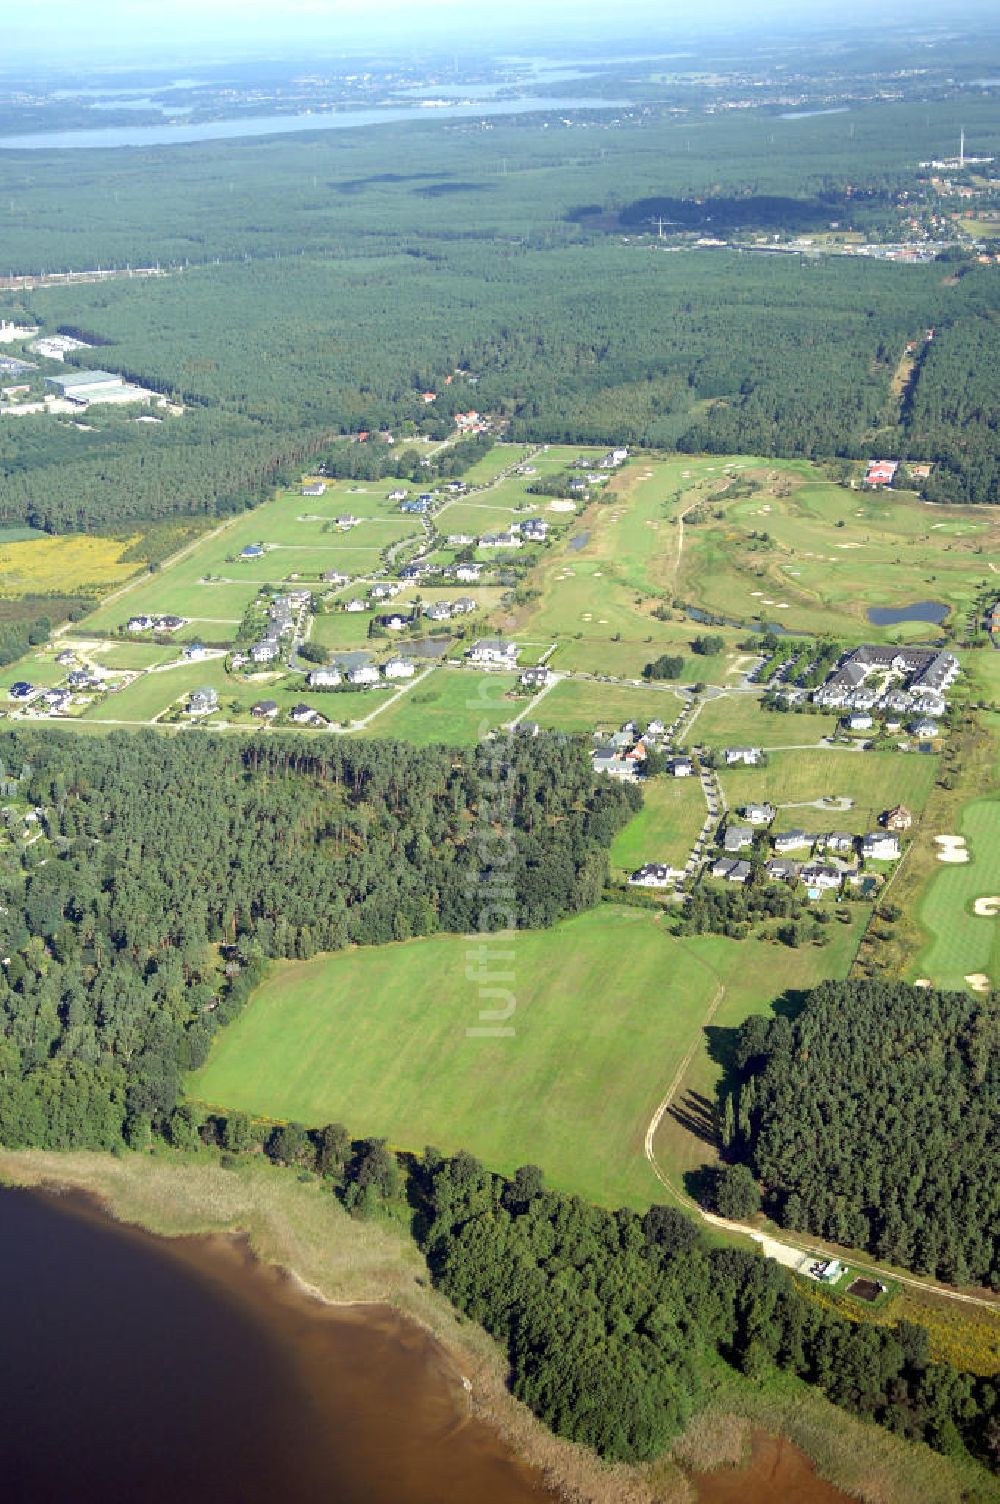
[866, 600, 948, 627]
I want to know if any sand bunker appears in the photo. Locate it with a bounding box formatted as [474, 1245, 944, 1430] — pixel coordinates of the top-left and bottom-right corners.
[548, 500, 576, 512]
[935, 835, 970, 864]
[974, 897, 1000, 917]
[775, 603, 789, 609]
[751, 590, 764, 597]
[914, 979, 932, 989]
[965, 974, 991, 993]
[581, 612, 593, 621]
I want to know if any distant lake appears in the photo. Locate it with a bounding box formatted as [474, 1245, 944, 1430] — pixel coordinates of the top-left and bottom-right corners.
[867, 600, 948, 626]
[0, 95, 631, 151]
[779, 107, 851, 120]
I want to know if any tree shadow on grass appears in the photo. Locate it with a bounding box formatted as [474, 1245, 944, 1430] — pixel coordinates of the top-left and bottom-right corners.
[706, 986, 812, 1100]
[667, 1088, 717, 1149]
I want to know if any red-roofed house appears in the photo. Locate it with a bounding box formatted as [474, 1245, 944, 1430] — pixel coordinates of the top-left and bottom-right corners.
[865, 460, 898, 487]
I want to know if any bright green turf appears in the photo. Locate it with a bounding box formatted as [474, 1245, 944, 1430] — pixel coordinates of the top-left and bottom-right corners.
[534, 677, 685, 733]
[686, 693, 840, 749]
[190, 906, 722, 1206]
[914, 755, 1000, 991]
[190, 902, 868, 1208]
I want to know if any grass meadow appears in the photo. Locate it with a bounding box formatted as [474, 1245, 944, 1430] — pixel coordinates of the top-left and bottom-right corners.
[189, 903, 869, 1210]
[533, 677, 685, 733]
[190, 905, 721, 1207]
[718, 747, 939, 827]
[359, 668, 519, 745]
[685, 693, 840, 749]
[609, 778, 706, 873]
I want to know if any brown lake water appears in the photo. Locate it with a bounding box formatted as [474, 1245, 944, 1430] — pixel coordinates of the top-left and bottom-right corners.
[0, 1187, 856, 1504]
[0, 1187, 554, 1504]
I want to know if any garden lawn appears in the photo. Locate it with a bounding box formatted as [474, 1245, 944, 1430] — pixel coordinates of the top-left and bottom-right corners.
[687, 694, 840, 749]
[535, 677, 685, 734]
[189, 906, 721, 1207]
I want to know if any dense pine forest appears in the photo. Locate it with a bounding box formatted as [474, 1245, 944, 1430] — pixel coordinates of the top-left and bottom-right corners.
[2, 95, 1000, 535]
[416, 1151, 999, 1471]
[723, 980, 1000, 1287]
[0, 728, 637, 1149]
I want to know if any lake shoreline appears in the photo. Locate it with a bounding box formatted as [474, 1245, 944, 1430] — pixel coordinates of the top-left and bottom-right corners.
[0, 1150, 991, 1504]
[0, 1150, 666, 1504]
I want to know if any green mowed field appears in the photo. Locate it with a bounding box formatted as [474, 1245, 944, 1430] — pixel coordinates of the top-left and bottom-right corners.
[914, 798, 1000, 991]
[82, 659, 234, 721]
[81, 654, 390, 727]
[84, 576, 257, 635]
[610, 778, 706, 872]
[309, 612, 381, 650]
[506, 457, 756, 681]
[534, 677, 684, 733]
[80, 480, 423, 639]
[963, 648, 1000, 706]
[457, 443, 534, 487]
[359, 667, 519, 745]
[686, 693, 841, 749]
[546, 634, 734, 683]
[718, 747, 939, 827]
[189, 905, 722, 1207]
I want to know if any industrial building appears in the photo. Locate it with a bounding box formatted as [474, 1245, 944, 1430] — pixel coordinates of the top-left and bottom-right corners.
[44, 369, 150, 406]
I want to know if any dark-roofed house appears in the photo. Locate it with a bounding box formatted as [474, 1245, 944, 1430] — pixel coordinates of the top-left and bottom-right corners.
[251, 700, 279, 719]
[668, 756, 695, 778]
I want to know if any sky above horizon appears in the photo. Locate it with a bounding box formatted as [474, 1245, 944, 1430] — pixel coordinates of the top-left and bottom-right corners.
[4, 0, 998, 70]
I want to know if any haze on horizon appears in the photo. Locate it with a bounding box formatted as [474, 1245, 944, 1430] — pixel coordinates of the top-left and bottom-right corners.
[4, 0, 998, 71]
